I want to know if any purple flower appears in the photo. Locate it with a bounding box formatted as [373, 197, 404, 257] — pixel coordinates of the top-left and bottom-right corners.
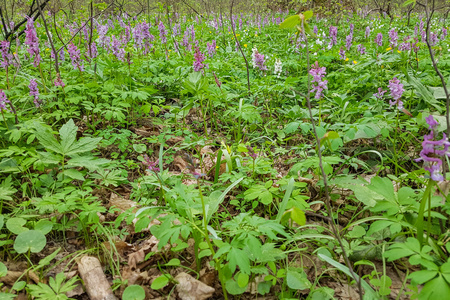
[206, 40, 216, 58]
[111, 35, 125, 61]
[349, 23, 354, 35]
[24, 17, 41, 67]
[193, 47, 206, 72]
[365, 26, 371, 39]
[388, 29, 398, 47]
[144, 155, 160, 173]
[441, 27, 448, 40]
[421, 30, 426, 43]
[399, 37, 411, 51]
[68, 43, 84, 71]
[345, 34, 353, 50]
[388, 77, 404, 109]
[412, 37, 420, 53]
[416, 115, 450, 181]
[97, 24, 109, 47]
[29, 79, 40, 107]
[375, 33, 383, 47]
[87, 41, 98, 59]
[0, 89, 10, 112]
[357, 43, 366, 54]
[309, 61, 328, 99]
[339, 47, 346, 60]
[251, 47, 267, 71]
[313, 25, 318, 35]
[329, 26, 337, 46]
[54, 74, 65, 87]
[430, 32, 439, 46]
[158, 21, 167, 44]
[0, 40, 13, 69]
[374, 87, 386, 99]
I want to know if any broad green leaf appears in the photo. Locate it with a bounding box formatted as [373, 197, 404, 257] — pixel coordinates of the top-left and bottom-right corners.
[303, 11, 313, 20]
[368, 176, 395, 203]
[225, 279, 247, 295]
[34, 219, 53, 235]
[62, 169, 85, 181]
[6, 217, 28, 234]
[419, 274, 450, 299]
[405, 72, 442, 112]
[290, 207, 306, 226]
[286, 269, 311, 290]
[65, 136, 102, 156]
[237, 273, 249, 288]
[402, 0, 416, 8]
[66, 156, 110, 171]
[279, 15, 300, 29]
[14, 230, 46, 253]
[228, 247, 250, 274]
[151, 275, 170, 290]
[123, 285, 145, 300]
[59, 119, 78, 155]
[164, 258, 180, 266]
[34, 122, 62, 154]
[0, 262, 7, 277]
[408, 270, 438, 285]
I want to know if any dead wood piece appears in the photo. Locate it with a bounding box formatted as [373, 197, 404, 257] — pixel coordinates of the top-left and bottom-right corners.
[77, 256, 117, 300]
[0, 270, 39, 286]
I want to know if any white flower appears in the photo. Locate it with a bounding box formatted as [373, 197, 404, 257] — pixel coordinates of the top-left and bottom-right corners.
[274, 58, 282, 78]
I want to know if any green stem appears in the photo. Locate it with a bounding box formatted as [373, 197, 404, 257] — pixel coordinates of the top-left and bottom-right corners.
[197, 181, 228, 300]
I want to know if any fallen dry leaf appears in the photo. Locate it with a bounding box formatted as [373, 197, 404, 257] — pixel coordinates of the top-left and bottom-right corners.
[175, 272, 215, 300]
[109, 193, 138, 213]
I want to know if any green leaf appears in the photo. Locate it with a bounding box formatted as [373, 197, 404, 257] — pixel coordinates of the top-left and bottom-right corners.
[408, 270, 438, 285]
[6, 217, 28, 234]
[237, 273, 249, 288]
[207, 177, 243, 222]
[34, 219, 53, 235]
[405, 72, 442, 112]
[38, 248, 61, 268]
[62, 169, 85, 181]
[0, 262, 7, 277]
[318, 254, 378, 299]
[286, 269, 311, 290]
[419, 274, 450, 299]
[65, 136, 102, 156]
[368, 176, 395, 203]
[122, 285, 146, 300]
[402, 0, 416, 8]
[279, 15, 300, 29]
[151, 275, 170, 290]
[14, 230, 46, 253]
[303, 11, 313, 20]
[59, 119, 78, 155]
[34, 121, 62, 154]
[0, 176, 17, 201]
[228, 247, 250, 274]
[133, 144, 147, 153]
[290, 207, 306, 226]
[164, 258, 180, 266]
[225, 279, 247, 295]
[276, 177, 295, 223]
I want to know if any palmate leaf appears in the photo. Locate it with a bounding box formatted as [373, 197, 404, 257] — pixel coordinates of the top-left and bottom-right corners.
[59, 119, 78, 155]
[64, 136, 102, 156]
[34, 122, 62, 154]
